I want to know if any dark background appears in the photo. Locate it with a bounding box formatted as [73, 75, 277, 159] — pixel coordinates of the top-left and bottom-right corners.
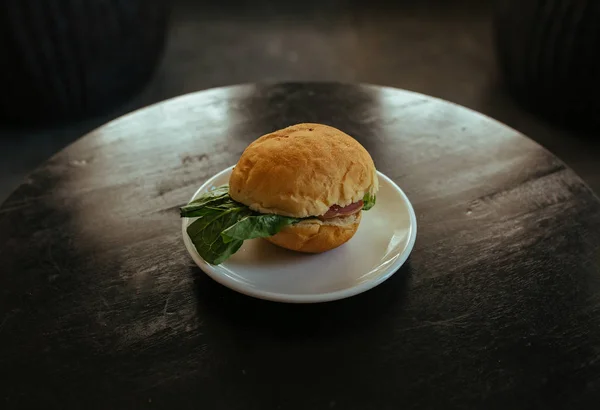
[1, 0, 598, 203]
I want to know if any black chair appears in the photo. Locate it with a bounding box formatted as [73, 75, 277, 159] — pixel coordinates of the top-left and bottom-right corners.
[493, 0, 600, 131]
[0, 0, 170, 124]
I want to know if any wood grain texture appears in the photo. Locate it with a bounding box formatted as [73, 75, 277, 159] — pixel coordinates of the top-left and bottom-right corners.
[1, 83, 600, 409]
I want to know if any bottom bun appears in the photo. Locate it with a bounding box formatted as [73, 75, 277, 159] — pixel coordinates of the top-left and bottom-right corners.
[265, 212, 361, 253]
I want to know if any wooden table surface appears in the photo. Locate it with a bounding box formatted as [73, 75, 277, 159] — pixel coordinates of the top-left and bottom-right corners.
[1, 83, 600, 409]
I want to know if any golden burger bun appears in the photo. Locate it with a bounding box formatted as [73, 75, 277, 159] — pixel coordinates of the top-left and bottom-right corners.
[228, 123, 377, 253]
[265, 212, 361, 253]
[229, 123, 378, 218]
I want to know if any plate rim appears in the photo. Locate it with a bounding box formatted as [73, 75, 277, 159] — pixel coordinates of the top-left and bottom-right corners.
[181, 165, 418, 303]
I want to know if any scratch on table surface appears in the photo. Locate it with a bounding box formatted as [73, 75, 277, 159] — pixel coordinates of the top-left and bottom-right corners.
[48, 245, 66, 275]
[395, 313, 473, 334]
[421, 313, 472, 327]
[0, 199, 39, 214]
[0, 203, 29, 214]
[163, 279, 187, 317]
[0, 193, 56, 214]
[163, 294, 173, 317]
[0, 315, 9, 334]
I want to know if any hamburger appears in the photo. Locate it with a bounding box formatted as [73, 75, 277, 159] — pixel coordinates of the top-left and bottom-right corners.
[180, 123, 378, 265]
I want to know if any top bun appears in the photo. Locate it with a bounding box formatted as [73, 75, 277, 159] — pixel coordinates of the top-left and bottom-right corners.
[229, 123, 378, 218]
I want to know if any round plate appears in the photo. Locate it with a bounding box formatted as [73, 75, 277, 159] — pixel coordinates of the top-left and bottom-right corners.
[182, 166, 417, 303]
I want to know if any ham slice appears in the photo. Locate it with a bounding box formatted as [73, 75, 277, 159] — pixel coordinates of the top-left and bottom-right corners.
[320, 200, 364, 220]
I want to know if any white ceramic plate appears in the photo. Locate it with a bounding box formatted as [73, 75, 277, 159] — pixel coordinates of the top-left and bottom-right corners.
[182, 165, 417, 303]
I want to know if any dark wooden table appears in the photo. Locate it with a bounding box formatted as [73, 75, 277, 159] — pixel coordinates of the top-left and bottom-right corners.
[1, 83, 600, 409]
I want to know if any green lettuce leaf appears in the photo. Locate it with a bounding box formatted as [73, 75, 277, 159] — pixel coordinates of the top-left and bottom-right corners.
[181, 184, 377, 264]
[179, 185, 230, 218]
[363, 192, 376, 211]
[181, 186, 301, 264]
[185, 205, 250, 265]
[222, 214, 301, 243]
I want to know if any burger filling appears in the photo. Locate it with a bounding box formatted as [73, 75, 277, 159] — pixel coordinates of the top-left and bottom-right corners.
[319, 200, 364, 220]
